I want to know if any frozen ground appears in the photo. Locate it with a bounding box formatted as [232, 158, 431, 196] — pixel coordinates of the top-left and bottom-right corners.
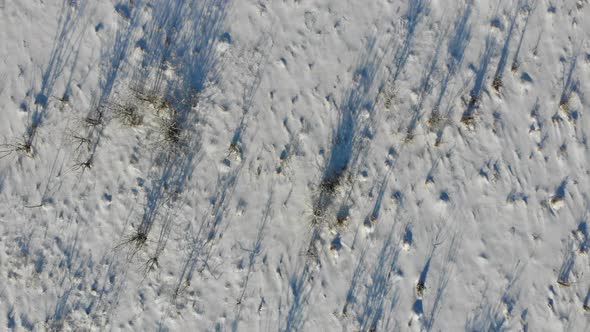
[0, 0, 590, 331]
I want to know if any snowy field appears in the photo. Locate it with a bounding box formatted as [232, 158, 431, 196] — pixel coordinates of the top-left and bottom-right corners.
[1, 0, 590, 331]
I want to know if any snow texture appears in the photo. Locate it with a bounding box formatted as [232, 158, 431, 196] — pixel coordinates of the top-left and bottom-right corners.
[1, 0, 590, 331]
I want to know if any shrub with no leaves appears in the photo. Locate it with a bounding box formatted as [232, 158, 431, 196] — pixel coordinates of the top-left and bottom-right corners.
[114, 103, 143, 127]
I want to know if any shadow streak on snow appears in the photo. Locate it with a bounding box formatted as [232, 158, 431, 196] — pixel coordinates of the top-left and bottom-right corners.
[461, 35, 496, 125]
[423, 233, 460, 331]
[97, 2, 143, 107]
[413, 225, 446, 322]
[173, 162, 243, 299]
[431, 1, 472, 114]
[281, 263, 312, 332]
[391, 0, 430, 84]
[406, 29, 446, 140]
[357, 227, 401, 332]
[511, 1, 536, 72]
[229, 39, 273, 160]
[558, 47, 580, 111]
[313, 38, 384, 220]
[22, 0, 88, 153]
[232, 192, 273, 332]
[43, 230, 126, 330]
[364, 167, 392, 226]
[428, 2, 472, 145]
[74, 1, 143, 169]
[576, 218, 590, 254]
[557, 239, 576, 286]
[304, 40, 385, 289]
[465, 261, 524, 332]
[126, 0, 228, 260]
[134, 0, 186, 93]
[45, 234, 86, 330]
[584, 289, 590, 311]
[169, 0, 228, 98]
[80, 0, 228, 171]
[447, 1, 473, 76]
[341, 247, 367, 318]
[491, 7, 518, 92]
[136, 139, 201, 243]
[342, 192, 412, 331]
[87, 254, 127, 328]
[381, 0, 430, 110]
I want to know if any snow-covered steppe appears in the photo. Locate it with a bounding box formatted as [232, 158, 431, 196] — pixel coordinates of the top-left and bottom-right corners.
[1, 0, 590, 331]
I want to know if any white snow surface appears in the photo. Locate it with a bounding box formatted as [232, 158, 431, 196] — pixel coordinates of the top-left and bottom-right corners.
[1, 0, 590, 331]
